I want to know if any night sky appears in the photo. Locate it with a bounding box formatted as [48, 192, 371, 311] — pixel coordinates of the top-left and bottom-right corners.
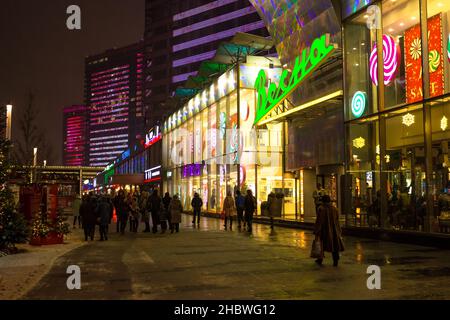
[0, 0, 145, 165]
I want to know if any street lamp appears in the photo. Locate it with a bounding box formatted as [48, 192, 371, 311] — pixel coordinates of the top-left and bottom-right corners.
[6, 104, 12, 140]
[33, 147, 38, 167]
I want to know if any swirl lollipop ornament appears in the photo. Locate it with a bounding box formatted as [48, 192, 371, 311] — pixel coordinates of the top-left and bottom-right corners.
[351, 91, 367, 118]
[369, 35, 400, 86]
[429, 50, 441, 73]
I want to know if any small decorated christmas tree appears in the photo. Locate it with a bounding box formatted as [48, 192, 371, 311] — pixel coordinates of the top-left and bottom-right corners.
[0, 139, 29, 252]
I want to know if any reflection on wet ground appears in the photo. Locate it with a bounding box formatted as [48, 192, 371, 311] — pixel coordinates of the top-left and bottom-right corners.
[24, 214, 450, 300]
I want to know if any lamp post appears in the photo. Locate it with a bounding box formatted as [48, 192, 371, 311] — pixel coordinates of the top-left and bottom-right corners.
[33, 147, 38, 167]
[6, 104, 12, 140]
[31, 147, 38, 183]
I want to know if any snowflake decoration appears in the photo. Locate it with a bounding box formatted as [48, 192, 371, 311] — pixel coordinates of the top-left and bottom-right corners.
[402, 113, 415, 127]
[353, 137, 365, 149]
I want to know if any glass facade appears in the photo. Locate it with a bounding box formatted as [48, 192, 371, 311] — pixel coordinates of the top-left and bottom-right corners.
[163, 64, 304, 218]
[343, 0, 450, 234]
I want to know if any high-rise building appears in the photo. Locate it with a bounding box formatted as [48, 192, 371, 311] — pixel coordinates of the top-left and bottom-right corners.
[144, 0, 268, 127]
[85, 42, 145, 167]
[63, 105, 89, 167]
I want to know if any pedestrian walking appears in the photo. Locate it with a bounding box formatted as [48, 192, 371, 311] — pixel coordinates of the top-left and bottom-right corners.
[313, 195, 345, 267]
[163, 192, 172, 226]
[267, 191, 283, 230]
[149, 190, 162, 233]
[235, 190, 245, 230]
[81, 195, 97, 241]
[169, 195, 183, 233]
[97, 197, 112, 241]
[159, 199, 169, 234]
[313, 183, 326, 216]
[244, 190, 256, 233]
[129, 197, 140, 233]
[126, 193, 134, 232]
[140, 191, 151, 232]
[72, 194, 82, 229]
[114, 191, 122, 233]
[223, 191, 236, 230]
[116, 190, 129, 235]
[191, 192, 203, 225]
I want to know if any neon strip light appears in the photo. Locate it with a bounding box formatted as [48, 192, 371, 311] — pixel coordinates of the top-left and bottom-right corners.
[257, 91, 343, 126]
[144, 177, 161, 183]
[254, 34, 337, 125]
[173, 0, 238, 21]
[172, 50, 216, 68]
[173, 6, 256, 37]
[90, 134, 128, 141]
[173, 21, 264, 52]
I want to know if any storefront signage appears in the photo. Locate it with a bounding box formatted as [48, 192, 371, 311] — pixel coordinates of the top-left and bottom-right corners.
[253, 34, 337, 125]
[183, 164, 201, 178]
[369, 34, 399, 86]
[145, 165, 161, 183]
[351, 91, 367, 118]
[145, 126, 161, 148]
[405, 14, 444, 103]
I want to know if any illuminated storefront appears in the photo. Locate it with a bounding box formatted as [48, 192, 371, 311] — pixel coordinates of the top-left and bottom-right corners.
[343, 0, 450, 233]
[162, 55, 304, 217]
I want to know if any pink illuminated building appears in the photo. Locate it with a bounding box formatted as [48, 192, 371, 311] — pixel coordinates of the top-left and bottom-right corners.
[63, 105, 89, 167]
[85, 42, 145, 167]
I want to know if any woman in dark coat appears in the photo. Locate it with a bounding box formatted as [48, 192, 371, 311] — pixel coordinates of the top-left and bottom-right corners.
[313, 195, 344, 266]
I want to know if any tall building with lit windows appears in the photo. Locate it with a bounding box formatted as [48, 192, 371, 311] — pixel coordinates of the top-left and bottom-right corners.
[85, 42, 145, 167]
[143, 0, 268, 127]
[63, 105, 89, 167]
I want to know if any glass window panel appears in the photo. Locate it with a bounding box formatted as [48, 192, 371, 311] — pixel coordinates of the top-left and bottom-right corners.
[383, 0, 420, 107]
[344, 9, 378, 120]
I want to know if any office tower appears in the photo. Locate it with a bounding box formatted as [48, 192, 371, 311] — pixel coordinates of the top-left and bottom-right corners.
[85, 42, 144, 167]
[144, 0, 268, 127]
[63, 105, 89, 167]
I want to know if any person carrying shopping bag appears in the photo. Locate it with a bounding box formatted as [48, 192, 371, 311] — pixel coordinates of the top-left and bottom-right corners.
[312, 195, 344, 266]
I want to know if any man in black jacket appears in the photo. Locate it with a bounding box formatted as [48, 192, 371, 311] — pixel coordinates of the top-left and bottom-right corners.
[244, 190, 256, 233]
[191, 193, 203, 225]
[149, 190, 161, 233]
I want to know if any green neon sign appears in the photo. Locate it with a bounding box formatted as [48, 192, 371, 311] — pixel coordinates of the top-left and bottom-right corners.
[254, 34, 337, 125]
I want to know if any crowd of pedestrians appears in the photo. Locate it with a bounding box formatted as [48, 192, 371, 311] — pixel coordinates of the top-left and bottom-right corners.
[74, 189, 185, 241]
[73, 187, 344, 267]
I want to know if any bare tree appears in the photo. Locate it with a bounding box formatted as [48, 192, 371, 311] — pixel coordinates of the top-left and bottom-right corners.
[13, 93, 55, 183]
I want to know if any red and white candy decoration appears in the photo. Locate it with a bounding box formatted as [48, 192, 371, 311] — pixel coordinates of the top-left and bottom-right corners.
[369, 34, 399, 86]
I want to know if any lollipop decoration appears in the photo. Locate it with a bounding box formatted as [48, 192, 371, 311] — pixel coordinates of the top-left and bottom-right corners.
[351, 91, 367, 118]
[429, 50, 441, 73]
[409, 38, 421, 60]
[369, 34, 399, 86]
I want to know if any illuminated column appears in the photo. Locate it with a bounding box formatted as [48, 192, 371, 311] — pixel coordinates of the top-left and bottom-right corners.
[33, 148, 38, 166]
[6, 104, 12, 140]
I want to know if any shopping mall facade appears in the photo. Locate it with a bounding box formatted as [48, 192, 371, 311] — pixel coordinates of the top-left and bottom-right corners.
[160, 0, 450, 236]
[96, 0, 450, 236]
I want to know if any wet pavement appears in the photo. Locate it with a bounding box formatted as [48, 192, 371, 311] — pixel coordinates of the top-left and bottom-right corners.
[24, 215, 450, 300]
